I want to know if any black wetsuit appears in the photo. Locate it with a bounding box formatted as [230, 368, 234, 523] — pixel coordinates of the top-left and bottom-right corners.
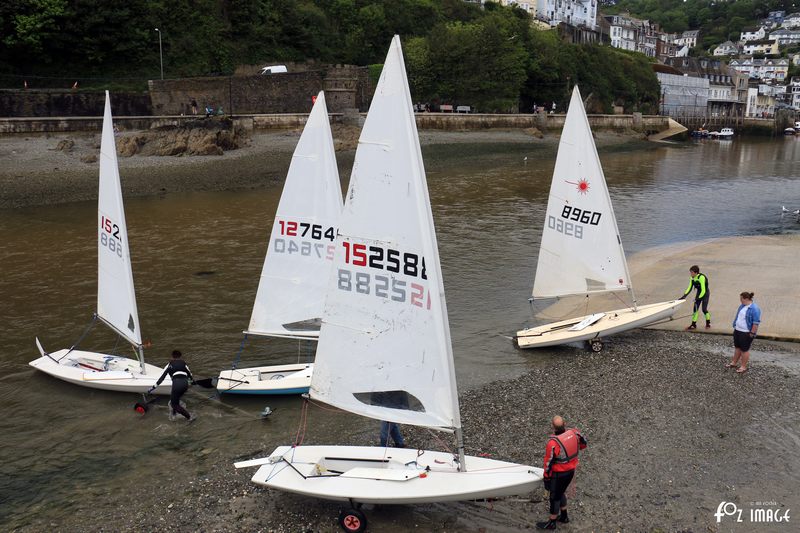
[155, 359, 193, 419]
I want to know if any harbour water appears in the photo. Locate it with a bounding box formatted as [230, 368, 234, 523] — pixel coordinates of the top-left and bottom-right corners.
[1, 136, 799, 528]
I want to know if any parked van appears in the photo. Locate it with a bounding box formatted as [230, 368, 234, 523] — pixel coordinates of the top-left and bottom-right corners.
[260, 65, 288, 75]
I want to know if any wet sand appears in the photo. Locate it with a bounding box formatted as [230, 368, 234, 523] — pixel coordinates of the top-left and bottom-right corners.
[15, 329, 800, 532]
[536, 235, 800, 342]
[0, 128, 646, 209]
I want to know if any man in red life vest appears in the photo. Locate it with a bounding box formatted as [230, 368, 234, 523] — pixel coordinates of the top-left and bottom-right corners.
[536, 415, 587, 530]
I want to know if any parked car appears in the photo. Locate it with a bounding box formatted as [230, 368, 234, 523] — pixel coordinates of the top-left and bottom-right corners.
[260, 65, 287, 75]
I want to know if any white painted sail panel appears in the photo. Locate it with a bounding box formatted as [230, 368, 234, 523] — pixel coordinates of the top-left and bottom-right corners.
[96, 92, 141, 346]
[248, 92, 342, 338]
[532, 86, 630, 299]
[310, 36, 460, 431]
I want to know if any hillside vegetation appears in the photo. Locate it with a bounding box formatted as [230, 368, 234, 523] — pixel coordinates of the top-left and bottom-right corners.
[1, 0, 659, 112]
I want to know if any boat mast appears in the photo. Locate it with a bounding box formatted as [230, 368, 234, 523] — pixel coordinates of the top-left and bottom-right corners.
[455, 427, 467, 472]
[137, 344, 145, 374]
[618, 234, 638, 311]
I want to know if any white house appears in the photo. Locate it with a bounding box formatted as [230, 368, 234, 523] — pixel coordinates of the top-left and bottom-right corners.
[537, 0, 597, 30]
[743, 39, 780, 56]
[674, 30, 700, 48]
[769, 29, 800, 45]
[740, 27, 766, 42]
[788, 77, 800, 109]
[500, 0, 535, 14]
[783, 13, 800, 29]
[606, 15, 637, 51]
[730, 58, 789, 82]
[746, 84, 782, 118]
[713, 41, 739, 56]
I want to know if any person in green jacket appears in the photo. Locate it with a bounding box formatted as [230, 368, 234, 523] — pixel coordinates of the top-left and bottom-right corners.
[680, 265, 710, 329]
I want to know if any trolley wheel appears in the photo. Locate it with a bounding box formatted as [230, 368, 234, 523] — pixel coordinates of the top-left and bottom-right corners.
[338, 508, 367, 533]
[589, 339, 604, 353]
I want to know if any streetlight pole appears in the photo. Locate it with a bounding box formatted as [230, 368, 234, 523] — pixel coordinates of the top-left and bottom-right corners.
[155, 28, 163, 80]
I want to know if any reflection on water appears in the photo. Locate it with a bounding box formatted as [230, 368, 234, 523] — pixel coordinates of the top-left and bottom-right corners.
[0, 137, 798, 527]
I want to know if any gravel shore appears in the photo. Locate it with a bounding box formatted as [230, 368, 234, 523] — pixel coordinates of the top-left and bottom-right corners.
[18, 329, 799, 532]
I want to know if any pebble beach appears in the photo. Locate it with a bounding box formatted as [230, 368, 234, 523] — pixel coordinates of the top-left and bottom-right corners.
[16, 329, 800, 532]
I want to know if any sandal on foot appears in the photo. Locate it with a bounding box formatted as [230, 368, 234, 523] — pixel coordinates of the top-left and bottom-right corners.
[736, 367, 748, 374]
[725, 363, 738, 368]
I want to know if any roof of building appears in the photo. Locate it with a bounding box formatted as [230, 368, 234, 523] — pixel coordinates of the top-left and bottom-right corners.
[652, 63, 683, 75]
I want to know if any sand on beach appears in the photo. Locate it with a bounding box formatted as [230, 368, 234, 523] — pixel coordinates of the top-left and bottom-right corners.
[0, 127, 646, 209]
[529, 235, 800, 342]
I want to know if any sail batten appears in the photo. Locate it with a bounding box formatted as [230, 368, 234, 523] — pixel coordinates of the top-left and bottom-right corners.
[247, 92, 343, 338]
[96, 92, 141, 347]
[310, 36, 460, 432]
[532, 86, 631, 300]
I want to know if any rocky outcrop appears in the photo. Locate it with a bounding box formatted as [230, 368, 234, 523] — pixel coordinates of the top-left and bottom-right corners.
[115, 117, 247, 157]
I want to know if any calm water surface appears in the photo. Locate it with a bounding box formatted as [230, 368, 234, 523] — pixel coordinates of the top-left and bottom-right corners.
[1, 136, 799, 527]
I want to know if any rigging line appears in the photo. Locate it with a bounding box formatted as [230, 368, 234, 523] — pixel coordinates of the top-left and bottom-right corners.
[295, 398, 309, 446]
[230, 334, 248, 371]
[57, 314, 99, 362]
[426, 427, 454, 454]
[304, 397, 349, 413]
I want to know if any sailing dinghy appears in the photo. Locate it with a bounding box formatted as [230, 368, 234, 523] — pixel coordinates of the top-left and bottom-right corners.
[515, 86, 683, 351]
[216, 91, 342, 394]
[235, 36, 542, 530]
[29, 92, 171, 394]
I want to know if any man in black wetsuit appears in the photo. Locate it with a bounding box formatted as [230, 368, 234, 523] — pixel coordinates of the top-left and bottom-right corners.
[149, 350, 195, 421]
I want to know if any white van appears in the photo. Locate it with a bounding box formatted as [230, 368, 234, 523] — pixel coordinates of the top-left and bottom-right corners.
[260, 65, 288, 75]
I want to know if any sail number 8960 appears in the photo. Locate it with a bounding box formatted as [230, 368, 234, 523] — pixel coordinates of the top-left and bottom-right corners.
[561, 206, 602, 225]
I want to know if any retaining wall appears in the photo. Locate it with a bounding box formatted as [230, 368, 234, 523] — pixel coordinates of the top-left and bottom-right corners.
[0, 112, 670, 135]
[0, 90, 151, 117]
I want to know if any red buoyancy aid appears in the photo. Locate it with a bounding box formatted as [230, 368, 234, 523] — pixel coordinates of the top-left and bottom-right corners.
[546, 428, 582, 474]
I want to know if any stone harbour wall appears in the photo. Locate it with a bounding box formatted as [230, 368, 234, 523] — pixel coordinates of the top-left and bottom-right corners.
[0, 90, 151, 117]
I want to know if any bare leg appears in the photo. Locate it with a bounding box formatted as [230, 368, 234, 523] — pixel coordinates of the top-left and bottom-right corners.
[729, 347, 742, 367]
[738, 350, 750, 372]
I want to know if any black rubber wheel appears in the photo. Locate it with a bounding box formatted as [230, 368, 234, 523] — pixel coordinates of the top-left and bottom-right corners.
[590, 340, 603, 353]
[338, 508, 367, 533]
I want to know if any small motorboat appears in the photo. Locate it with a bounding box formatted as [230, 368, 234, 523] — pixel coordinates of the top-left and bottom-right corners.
[711, 127, 733, 139]
[690, 128, 709, 137]
[785, 127, 796, 135]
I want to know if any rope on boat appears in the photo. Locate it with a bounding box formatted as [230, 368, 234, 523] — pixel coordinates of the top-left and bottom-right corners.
[294, 397, 310, 446]
[230, 333, 248, 370]
[57, 314, 99, 361]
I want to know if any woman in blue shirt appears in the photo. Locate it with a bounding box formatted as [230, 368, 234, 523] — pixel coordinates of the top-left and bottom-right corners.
[727, 292, 761, 373]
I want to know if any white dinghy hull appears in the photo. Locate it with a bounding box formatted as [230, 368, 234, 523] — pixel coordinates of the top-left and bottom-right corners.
[217, 363, 313, 395]
[29, 347, 171, 394]
[516, 299, 684, 349]
[239, 445, 543, 504]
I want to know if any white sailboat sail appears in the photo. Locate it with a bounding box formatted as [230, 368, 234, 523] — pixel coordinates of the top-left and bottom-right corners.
[246, 91, 342, 339]
[517, 86, 684, 350]
[310, 36, 461, 432]
[532, 86, 631, 300]
[29, 92, 173, 394]
[96, 91, 142, 346]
